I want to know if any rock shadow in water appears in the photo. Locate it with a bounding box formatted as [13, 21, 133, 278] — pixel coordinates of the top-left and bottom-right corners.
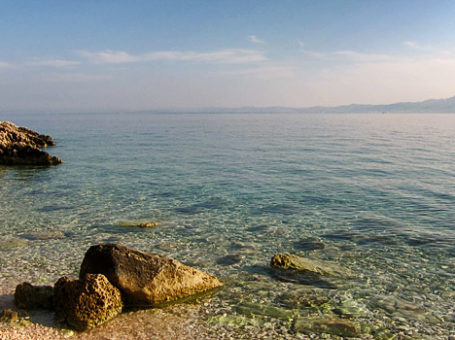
[250, 204, 299, 216]
[174, 198, 226, 215]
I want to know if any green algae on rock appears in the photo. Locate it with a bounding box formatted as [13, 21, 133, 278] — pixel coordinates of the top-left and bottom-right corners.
[293, 317, 361, 337]
[54, 274, 123, 331]
[117, 221, 160, 228]
[270, 253, 345, 276]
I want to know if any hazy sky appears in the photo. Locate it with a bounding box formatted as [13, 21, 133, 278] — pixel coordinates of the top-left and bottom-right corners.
[1, 1, 455, 112]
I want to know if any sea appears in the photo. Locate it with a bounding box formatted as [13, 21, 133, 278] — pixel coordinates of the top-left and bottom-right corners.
[0, 112, 454, 338]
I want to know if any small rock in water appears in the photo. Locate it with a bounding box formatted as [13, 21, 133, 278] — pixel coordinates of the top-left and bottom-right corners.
[293, 237, 325, 251]
[117, 221, 159, 228]
[278, 289, 330, 308]
[14, 282, 53, 309]
[19, 231, 66, 240]
[216, 254, 244, 266]
[0, 238, 27, 250]
[247, 225, 277, 233]
[270, 253, 343, 276]
[293, 317, 361, 337]
[54, 274, 123, 331]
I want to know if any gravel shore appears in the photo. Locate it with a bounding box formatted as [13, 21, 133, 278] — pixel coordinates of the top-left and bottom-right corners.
[1, 287, 311, 340]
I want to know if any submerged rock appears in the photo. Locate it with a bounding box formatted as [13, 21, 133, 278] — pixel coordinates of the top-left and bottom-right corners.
[0, 121, 61, 165]
[14, 282, 53, 309]
[270, 253, 344, 276]
[278, 289, 330, 308]
[216, 254, 244, 266]
[117, 221, 159, 228]
[0, 238, 27, 250]
[54, 274, 122, 331]
[19, 231, 66, 241]
[293, 317, 361, 337]
[79, 243, 222, 307]
[293, 237, 325, 251]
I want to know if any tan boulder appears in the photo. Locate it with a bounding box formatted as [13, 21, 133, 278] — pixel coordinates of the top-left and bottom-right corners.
[54, 274, 122, 331]
[79, 243, 222, 307]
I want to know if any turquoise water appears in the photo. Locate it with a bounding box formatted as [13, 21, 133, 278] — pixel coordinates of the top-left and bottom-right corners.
[1, 113, 454, 338]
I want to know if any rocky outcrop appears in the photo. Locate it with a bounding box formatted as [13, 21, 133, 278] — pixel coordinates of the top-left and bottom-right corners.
[0, 121, 61, 165]
[53, 274, 123, 331]
[79, 243, 222, 307]
[14, 282, 53, 309]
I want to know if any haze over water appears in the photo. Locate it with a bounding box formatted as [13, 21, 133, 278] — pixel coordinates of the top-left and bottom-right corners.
[1, 112, 454, 338]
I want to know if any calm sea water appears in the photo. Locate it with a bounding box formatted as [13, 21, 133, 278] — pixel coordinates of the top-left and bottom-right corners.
[1, 112, 454, 338]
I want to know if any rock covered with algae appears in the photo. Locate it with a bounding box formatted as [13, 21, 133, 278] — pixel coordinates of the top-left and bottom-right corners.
[0, 121, 61, 165]
[270, 253, 345, 276]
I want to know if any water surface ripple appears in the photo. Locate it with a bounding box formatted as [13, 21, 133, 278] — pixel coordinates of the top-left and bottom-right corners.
[1, 113, 454, 338]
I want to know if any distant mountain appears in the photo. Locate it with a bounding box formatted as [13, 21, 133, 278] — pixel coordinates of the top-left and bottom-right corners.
[299, 95, 455, 113]
[160, 95, 455, 114]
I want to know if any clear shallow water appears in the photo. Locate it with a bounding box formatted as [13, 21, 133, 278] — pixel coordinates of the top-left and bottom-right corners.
[1, 112, 455, 338]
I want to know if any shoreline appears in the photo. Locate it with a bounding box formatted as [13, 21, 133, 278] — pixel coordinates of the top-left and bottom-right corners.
[1, 286, 308, 340]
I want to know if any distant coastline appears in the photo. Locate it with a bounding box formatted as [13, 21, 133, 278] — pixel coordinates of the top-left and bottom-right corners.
[155, 95, 455, 114]
[2, 95, 455, 116]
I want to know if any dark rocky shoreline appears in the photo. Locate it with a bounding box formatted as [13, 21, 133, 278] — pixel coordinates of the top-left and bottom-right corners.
[0, 121, 61, 165]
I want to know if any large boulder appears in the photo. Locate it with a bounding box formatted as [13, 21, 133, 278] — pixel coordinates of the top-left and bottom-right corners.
[54, 274, 123, 331]
[14, 282, 53, 309]
[79, 243, 222, 307]
[0, 121, 61, 165]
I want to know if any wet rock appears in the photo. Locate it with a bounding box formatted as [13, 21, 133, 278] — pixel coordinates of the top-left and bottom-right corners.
[293, 317, 361, 337]
[79, 243, 222, 307]
[216, 254, 244, 266]
[117, 221, 159, 228]
[0, 238, 27, 250]
[0, 309, 19, 323]
[19, 231, 66, 241]
[54, 274, 123, 331]
[270, 253, 343, 276]
[247, 225, 277, 233]
[14, 282, 53, 309]
[278, 289, 330, 308]
[271, 269, 337, 289]
[0, 121, 61, 165]
[294, 237, 326, 251]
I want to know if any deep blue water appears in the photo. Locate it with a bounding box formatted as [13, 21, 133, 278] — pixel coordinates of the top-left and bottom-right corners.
[1, 112, 454, 338]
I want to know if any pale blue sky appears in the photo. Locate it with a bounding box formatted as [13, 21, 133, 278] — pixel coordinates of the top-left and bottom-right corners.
[1, 1, 455, 112]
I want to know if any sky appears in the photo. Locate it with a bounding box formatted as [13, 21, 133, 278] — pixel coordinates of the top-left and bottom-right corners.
[1, 0, 455, 112]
